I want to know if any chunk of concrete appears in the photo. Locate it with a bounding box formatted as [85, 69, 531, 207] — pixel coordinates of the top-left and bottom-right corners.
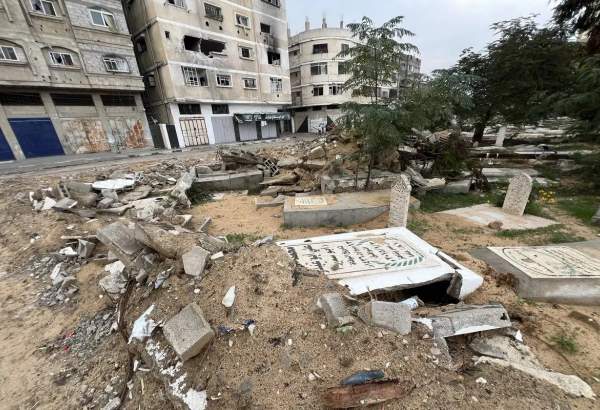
[77, 239, 96, 258]
[97, 198, 115, 209]
[53, 198, 78, 211]
[195, 166, 213, 175]
[317, 293, 355, 328]
[163, 303, 215, 362]
[193, 170, 263, 192]
[92, 179, 135, 191]
[64, 181, 92, 195]
[358, 301, 411, 335]
[429, 304, 511, 339]
[182, 246, 211, 278]
[97, 222, 146, 267]
[277, 158, 301, 168]
[255, 195, 286, 209]
[302, 160, 326, 171]
[70, 192, 98, 207]
[121, 186, 152, 203]
[308, 145, 326, 160]
[101, 189, 119, 201]
[441, 180, 472, 194]
[170, 171, 196, 207]
[134, 223, 196, 259]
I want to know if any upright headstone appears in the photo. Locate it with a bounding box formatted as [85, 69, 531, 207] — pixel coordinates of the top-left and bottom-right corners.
[592, 207, 600, 226]
[502, 172, 533, 216]
[495, 126, 507, 147]
[389, 174, 412, 227]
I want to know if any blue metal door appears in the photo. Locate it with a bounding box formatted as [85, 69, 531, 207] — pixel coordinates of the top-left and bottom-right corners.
[9, 117, 64, 158]
[0, 127, 15, 161]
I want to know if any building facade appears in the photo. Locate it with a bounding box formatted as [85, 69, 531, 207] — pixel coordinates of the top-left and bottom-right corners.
[0, 0, 152, 161]
[288, 19, 421, 134]
[123, 0, 291, 148]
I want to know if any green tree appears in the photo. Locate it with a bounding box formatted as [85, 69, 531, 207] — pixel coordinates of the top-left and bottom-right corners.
[554, 0, 600, 54]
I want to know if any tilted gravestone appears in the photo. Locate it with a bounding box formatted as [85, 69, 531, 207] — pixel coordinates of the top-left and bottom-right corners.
[389, 174, 412, 228]
[502, 172, 533, 216]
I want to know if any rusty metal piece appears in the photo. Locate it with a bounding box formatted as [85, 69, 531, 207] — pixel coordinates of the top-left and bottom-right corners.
[322, 379, 414, 409]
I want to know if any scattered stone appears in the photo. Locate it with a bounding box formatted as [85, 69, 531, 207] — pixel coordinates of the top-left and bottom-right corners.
[174, 214, 193, 227]
[77, 239, 96, 258]
[163, 303, 215, 362]
[308, 145, 326, 160]
[198, 217, 212, 233]
[53, 198, 78, 211]
[102, 397, 121, 410]
[210, 251, 224, 261]
[317, 293, 355, 328]
[358, 301, 411, 335]
[196, 166, 213, 175]
[277, 158, 301, 168]
[121, 186, 152, 203]
[502, 173, 533, 216]
[252, 235, 273, 247]
[59, 246, 78, 257]
[301, 160, 326, 171]
[97, 222, 148, 267]
[135, 269, 149, 284]
[182, 246, 211, 278]
[134, 223, 195, 259]
[170, 171, 196, 208]
[101, 189, 119, 201]
[99, 261, 127, 295]
[97, 198, 115, 210]
[255, 195, 286, 209]
[222, 286, 236, 308]
[488, 220, 504, 230]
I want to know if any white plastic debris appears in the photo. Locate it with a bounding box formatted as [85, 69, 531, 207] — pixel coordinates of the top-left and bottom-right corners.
[222, 286, 236, 308]
[59, 247, 78, 257]
[129, 305, 158, 344]
[92, 179, 135, 191]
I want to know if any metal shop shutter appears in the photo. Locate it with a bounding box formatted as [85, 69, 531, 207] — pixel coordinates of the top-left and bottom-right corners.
[0, 128, 15, 161]
[9, 117, 64, 158]
[211, 116, 236, 144]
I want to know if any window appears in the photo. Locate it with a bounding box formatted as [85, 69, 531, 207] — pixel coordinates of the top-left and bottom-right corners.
[0, 46, 18, 61]
[144, 74, 156, 87]
[51, 93, 94, 106]
[200, 39, 226, 56]
[260, 23, 271, 34]
[338, 61, 349, 75]
[0, 92, 43, 105]
[313, 86, 324, 96]
[290, 49, 299, 57]
[239, 46, 253, 59]
[30, 0, 56, 16]
[101, 95, 136, 106]
[103, 56, 129, 73]
[212, 104, 229, 114]
[261, 0, 280, 6]
[204, 3, 223, 21]
[182, 66, 208, 86]
[243, 77, 257, 89]
[235, 14, 250, 28]
[167, 0, 186, 8]
[311, 63, 327, 76]
[267, 51, 280, 65]
[313, 43, 328, 54]
[329, 84, 343, 95]
[216, 74, 232, 87]
[135, 37, 147, 53]
[341, 43, 350, 52]
[49, 51, 74, 66]
[183, 35, 201, 52]
[89, 8, 115, 29]
[179, 103, 201, 115]
[165, 31, 170, 39]
[270, 77, 282, 93]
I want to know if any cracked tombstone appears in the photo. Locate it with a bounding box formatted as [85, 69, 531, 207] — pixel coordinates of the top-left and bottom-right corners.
[317, 293, 355, 328]
[389, 174, 412, 228]
[358, 301, 411, 335]
[502, 173, 533, 216]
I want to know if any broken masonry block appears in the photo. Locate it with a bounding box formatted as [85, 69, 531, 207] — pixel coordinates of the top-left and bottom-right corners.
[97, 222, 147, 267]
[163, 303, 215, 362]
[97, 198, 115, 210]
[317, 293, 355, 328]
[77, 239, 96, 259]
[430, 304, 512, 339]
[182, 246, 211, 278]
[358, 301, 411, 335]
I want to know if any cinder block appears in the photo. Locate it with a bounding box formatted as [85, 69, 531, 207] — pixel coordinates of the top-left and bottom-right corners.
[163, 303, 215, 363]
[358, 301, 411, 335]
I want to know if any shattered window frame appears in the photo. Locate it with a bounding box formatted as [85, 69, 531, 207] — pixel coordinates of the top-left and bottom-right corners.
[89, 8, 116, 30]
[270, 77, 283, 93]
[216, 73, 232, 88]
[182, 66, 208, 87]
[243, 77, 257, 89]
[0, 46, 18, 61]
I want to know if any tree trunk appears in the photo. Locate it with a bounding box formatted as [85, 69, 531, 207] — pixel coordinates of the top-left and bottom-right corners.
[364, 154, 375, 191]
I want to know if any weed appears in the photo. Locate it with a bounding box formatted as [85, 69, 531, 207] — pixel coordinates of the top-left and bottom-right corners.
[407, 218, 431, 236]
[551, 333, 578, 354]
[557, 195, 600, 225]
[187, 185, 213, 205]
[225, 233, 261, 247]
[496, 225, 584, 245]
[419, 191, 502, 213]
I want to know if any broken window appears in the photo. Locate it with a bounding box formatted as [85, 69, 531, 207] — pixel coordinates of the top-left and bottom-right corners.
[0, 46, 18, 61]
[49, 51, 74, 66]
[144, 74, 156, 87]
[212, 104, 229, 114]
[313, 43, 328, 54]
[51, 93, 94, 106]
[135, 37, 147, 53]
[179, 103, 201, 115]
[183, 35, 201, 52]
[204, 3, 222, 21]
[290, 70, 301, 85]
[243, 77, 257, 89]
[101, 94, 136, 106]
[182, 66, 208, 86]
[167, 0, 186, 7]
[311, 63, 327, 76]
[0, 92, 43, 105]
[30, 0, 56, 16]
[236, 14, 250, 28]
[329, 84, 343, 95]
[313, 86, 324, 96]
[270, 77, 282, 93]
[89, 8, 116, 29]
[216, 74, 232, 87]
[261, 0, 280, 6]
[200, 39, 226, 56]
[290, 49, 299, 57]
[260, 23, 271, 34]
[338, 61, 349, 75]
[341, 43, 350, 53]
[103, 56, 129, 72]
[267, 51, 280, 65]
[239, 46, 253, 59]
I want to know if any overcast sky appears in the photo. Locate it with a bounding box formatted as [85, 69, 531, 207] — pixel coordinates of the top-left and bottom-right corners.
[286, 0, 556, 74]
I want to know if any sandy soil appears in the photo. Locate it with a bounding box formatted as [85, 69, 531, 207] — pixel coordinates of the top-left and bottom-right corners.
[0, 149, 599, 410]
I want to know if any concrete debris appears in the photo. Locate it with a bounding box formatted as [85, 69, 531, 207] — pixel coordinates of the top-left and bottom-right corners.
[99, 261, 128, 295]
[101, 189, 119, 201]
[259, 173, 298, 186]
[182, 246, 211, 278]
[196, 165, 213, 175]
[255, 195, 286, 209]
[101, 397, 121, 410]
[252, 235, 273, 247]
[134, 223, 195, 259]
[173, 214, 193, 227]
[97, 222, 149, 267]
[194, 170, 264, 192]
[129, 304, 158, 343]
[97, 198, 115, 210]
[92, 179, 135, 191]
[121, 185, 152, 203]
[277, 158, 301, 168]
[317, 293, 355, 328]
[222, 286, 236, 308]
[358, 301, 411, 335]
[198, 217, 212, 233]
[53, 198, 78, 211]
[210, 251, 224, 261]
[77, 239, 96, 258]
[472, 334, 595, 399]
[441, 180, 471, 194]
[428, 304, 511, 339]
[398, 296, 424, 311]
[163, 303, 215, 362]
[170, 171, 196, 208]
[308, 145, 326, 160]
[59, 246, 78, 257]
[39, 197, 57, 211]
[302, 160, 326, 171]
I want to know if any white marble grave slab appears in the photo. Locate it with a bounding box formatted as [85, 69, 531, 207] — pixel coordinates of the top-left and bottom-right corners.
[294, 196, 328, 207]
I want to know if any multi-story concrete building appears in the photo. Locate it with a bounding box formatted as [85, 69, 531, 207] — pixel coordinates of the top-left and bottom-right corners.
[0, 0, 152, 161]
[123, 0, 291, 148]
[288, 19, 421, 134]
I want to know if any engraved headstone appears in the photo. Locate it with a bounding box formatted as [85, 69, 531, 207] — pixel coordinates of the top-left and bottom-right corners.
[495, 126, 507, 147]
[389, 174, 412, 227]
[502, 172, 532, 216]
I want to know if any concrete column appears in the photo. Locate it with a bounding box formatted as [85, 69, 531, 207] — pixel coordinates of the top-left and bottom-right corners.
[40, 92, 72, 154]
[91, 93, 115, 149]
[168, 103, 187, 148]
[134, 94, 154, 148]
[0, 103, 25, 160]
[159, 123, 171, 149]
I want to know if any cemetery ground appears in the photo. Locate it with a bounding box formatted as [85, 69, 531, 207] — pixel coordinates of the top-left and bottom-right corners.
[1, 137, 600, 409]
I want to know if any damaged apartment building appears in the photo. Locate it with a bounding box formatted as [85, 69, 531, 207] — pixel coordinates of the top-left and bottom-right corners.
[0, 0, 152, 161]
[124, 0, 292, 148]
[288, 18, 421, 134]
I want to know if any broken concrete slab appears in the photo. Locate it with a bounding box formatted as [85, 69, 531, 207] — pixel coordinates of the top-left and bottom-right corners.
[193, 171, 263, 192]
[482, 168, 539, 183]
[438, 203, 558, 231]
[99, 261, 128, 295]
[307, 145, 326, 160]
[121, 185, 152, 203]
[259, 173, 298, 186]
[134, 223, 197, 259]
[427, 304, 511, 339]
[77, 239, 96, 258]
[358, 301, 411, 335]
[97, 198, 115, 209]
[170, 171, 196, 208]
[92, 179, 135, 191]
[255, 195, 286, 209]
[321, 172, 401, 194]
[277, 158, 301, 168]
[64, 181, 92, 195]
[195, 166, 213, 175]
[278, 228, 483, 298]
[441, 180, 471, 194]
[97, 222, 147, 267]
[163, 303, 215, 362]
[471, 241, 600, 305]
[317, 293, 355, 328]
[182, 246, 211, 278]
[301, 160, 326, 171]
[69, 191, 98, 207]
[53, 198, 78, 211]
[283, 191, 389, 228]
[259, 185, 303, 197]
